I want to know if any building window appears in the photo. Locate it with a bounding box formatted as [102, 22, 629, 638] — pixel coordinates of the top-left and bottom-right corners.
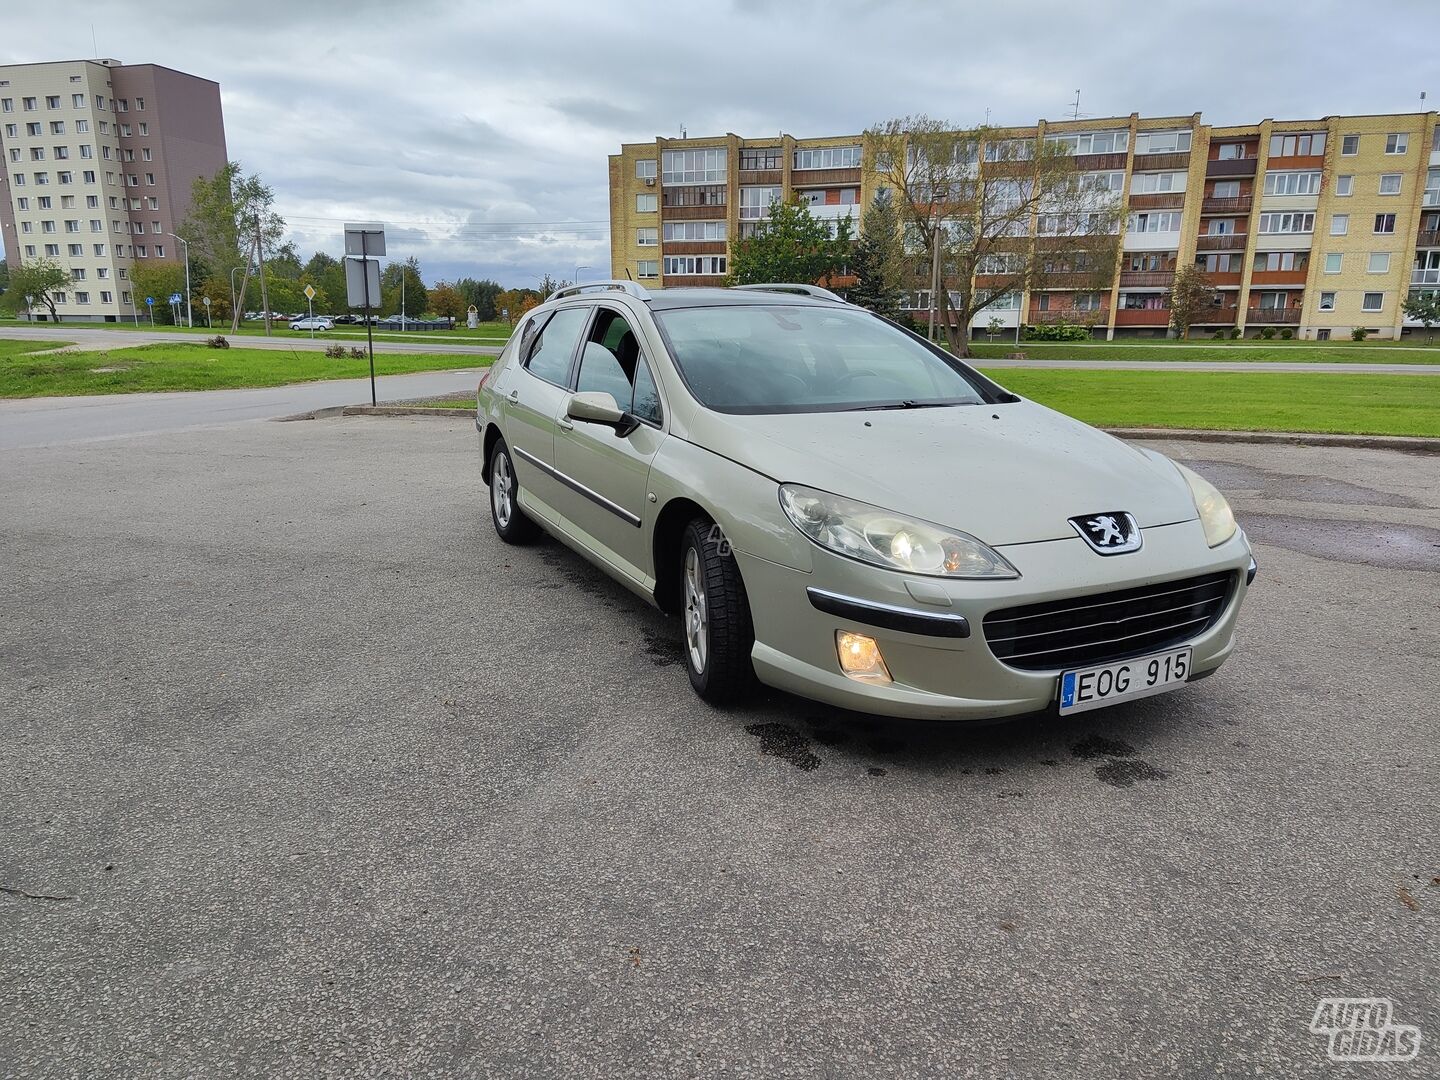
[76, 119, 88, 133]
[1258, 211, 1315, 234]
[663, 220, 727, 242]
[46, 95, 60, 109]
[1362, 292, 1384, 311]
[147, 197, 158, 210]
[155, 245, 164, 257]
[1262, 171, 1322, 196]
[72, 93, 85, 108]
[1134, 130, 1192, 154]
[1373, 213, 1396, 234]
[145, 173, 155, 185]
[1367, 252, 1390, 273]
[1045, 130, 1128, 155]
[1378, 173, 1402, 195]
[50, 120, 65, 134]
[1216, 142, 1247, 160]
[1, 98, 12, 112]
[635, 194, 656, 212]
[1384, 133, 1408, 154]
[1268, 132, 1325, 157]
[23, 97, 37, 111]
[1073, 292, 1101, 312]
[142, 148, 152, 162]
[661, 148, 726, 185]
[793, 145, 861, 170]
[100, 291, 112, 303]
[58, 171, 71, 184]
[14, 197, 27, 210]
[80, 145, 92, 159]
[740, 185, 783, 220]
[1132, 171, 1186, 193]
[635, 158, 656, 180]
[1253, 251, 1307, 272]
[662, 255, 726, 276]
[138, 123, 147, 135]
[1329, 214, 1349, 235]
[1319, 292, 1336, 311]
[1126, 211, 1183, 232]
[636, 227, 657, 246]
[1324, 253, 1342, 274]
[637, 260, 658, 279]
[71, 268, 86, 280]
[135, 97, 145, 110]
[739, 147, 782, 170]
[1212, 180, 1241, 198]
[53, 146, 69, 160]
[1034, 293, 1050, 311]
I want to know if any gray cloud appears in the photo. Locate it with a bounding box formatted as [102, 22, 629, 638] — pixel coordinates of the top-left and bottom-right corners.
[2, 0, 1434, 286]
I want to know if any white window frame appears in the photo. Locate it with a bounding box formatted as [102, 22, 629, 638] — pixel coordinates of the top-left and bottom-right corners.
[1318, 292, 1336, 311]
[635, 193, 656, 213]
[1329, 214, 1349, 236]
[1384, 133, 1408, 155]
[1262, 171, 1322, 196]
[1323, 253, 1342, 274]
[636, 259, 658, 279]
[635, 227, 658, 246]
[1367, 252, 1390, 274]
[1378, 173, 1402, 195]
[1335, 175, 1353, 197]
[793, 145, 861, 170]
[1361, 292, 1384, 312]
[635, 159, 656, 180]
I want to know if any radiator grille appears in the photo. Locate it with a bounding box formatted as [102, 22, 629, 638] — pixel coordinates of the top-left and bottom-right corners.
[983, 571, 1235, 672]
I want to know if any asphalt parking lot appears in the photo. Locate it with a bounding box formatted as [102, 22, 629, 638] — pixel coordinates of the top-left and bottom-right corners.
[2, 416, 1436, 1078]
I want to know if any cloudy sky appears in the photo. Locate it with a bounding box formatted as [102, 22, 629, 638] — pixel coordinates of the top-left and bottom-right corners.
[3, 0, 1433, 288]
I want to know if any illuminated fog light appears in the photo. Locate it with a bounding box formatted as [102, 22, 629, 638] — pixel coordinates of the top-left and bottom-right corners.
[836, 630, 892, 684]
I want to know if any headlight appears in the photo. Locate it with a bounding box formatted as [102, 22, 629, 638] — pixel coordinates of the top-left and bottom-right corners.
[1176, 463, 1237, 548]
[778, 484, 1018, 579]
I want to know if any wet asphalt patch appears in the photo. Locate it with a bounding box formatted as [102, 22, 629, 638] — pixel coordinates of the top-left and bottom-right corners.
[745, 722, 821, 771]
[1071, 734, 1170, 788]
[1241, 514, 1440, 573]
[1180, 459, 1423, 509]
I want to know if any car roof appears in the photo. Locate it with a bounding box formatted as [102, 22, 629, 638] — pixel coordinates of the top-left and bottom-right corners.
[642, 288, 841, 312]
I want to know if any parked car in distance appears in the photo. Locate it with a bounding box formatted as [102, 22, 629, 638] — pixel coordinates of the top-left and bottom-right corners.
[332, 314, 360, 324]
[476, 281, 1256, 721]
[290, 316, 335, 331]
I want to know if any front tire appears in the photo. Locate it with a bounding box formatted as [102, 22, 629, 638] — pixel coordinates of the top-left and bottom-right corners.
[489, 439, 540, 544]
[680, 518, 756, 703]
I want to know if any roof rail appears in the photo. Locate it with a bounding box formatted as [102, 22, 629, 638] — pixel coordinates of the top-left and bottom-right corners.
[731, 283, 847, 303]
[548, 280, 651, 303]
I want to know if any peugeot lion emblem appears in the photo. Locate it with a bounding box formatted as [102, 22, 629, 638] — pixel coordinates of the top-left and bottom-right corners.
[1070, 511, 1142, 555]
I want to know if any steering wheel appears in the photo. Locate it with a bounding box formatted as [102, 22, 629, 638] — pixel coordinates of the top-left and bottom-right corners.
[831, 369, 882, 391]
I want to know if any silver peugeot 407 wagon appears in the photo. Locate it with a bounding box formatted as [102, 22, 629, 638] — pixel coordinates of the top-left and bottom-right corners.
[476, 280, 1256, 721]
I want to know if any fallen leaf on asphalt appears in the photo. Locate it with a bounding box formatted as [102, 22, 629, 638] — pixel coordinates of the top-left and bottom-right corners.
[998, 921, 1017, 932]
[1398, 886, 1420, 911]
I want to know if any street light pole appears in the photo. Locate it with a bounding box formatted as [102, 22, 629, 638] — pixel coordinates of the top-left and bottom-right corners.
[574, 264, 591, 286]
[168, 233, 193, 327]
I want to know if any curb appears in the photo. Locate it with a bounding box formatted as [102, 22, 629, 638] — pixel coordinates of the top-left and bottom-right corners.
[301, 406, 1440, 453]
[1104, 427, 1440, 454]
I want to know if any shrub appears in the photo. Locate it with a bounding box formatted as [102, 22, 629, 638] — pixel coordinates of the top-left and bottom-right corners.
[206, 335, 229, 349]
[1229, 328, 1241, 339]
[324, 344, 348, 358]
[1023, 322, 1091, 342]
[1259, 327, 1276, 340]
[350, 347, 366, 359]
[1211, 330, 1225, 340]
[1351, 326, 1369, 341]
[1279, 328, 1293, 340]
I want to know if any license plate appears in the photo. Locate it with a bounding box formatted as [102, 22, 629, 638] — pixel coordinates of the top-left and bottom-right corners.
[1058, 647, 1192, 716]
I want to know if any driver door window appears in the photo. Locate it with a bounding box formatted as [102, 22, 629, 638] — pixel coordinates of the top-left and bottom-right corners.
[573, 309, 663, 426]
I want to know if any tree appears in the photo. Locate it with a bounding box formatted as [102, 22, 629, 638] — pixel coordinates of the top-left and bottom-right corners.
[455, 277, 502, 321]
[0, 258, 10, 298]
[1166, 264, 1217, 339]
[1402, 291, 1440, 343]
[1, 259, 73, 321]
[430, 282, 465, 320]
[865, 116, 1123, 357]
[379, 257, 427, 318]
[728, 198, 854, 287]
[846, 188, 905, 318]
[128, 262, 187, 324]
[180, 162, 286, 331]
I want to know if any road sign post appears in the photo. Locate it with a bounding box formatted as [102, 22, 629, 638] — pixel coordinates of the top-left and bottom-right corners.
[344, 223, 386, 407]
[145, 295, 155, 327]
[304, 283, 317, 340]
[202, 295, 212, 329]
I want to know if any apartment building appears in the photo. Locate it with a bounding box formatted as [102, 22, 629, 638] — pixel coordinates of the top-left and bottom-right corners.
[609, 109, 1440, 339]
[0, 58, 227, 322]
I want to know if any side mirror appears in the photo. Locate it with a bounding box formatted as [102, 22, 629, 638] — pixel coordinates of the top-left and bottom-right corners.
[566, 392, 640, 436]
[566, 391, 625, 425]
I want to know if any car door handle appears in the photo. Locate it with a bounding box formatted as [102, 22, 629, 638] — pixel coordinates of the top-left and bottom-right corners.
[557, 417, 574, 431]
[506, 389, 519, 403]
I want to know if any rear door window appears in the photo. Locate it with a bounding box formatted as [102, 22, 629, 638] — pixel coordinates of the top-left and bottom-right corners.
[524, 307, 589, 386]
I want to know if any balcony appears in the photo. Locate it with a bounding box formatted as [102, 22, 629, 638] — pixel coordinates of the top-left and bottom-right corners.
[1119, 271, 1176, 288]
[663, 203, 727, 220]
[1202, 195, 1252, 215]
[1196, 233, 1247, 251]
[1031, 271, 1107, 289]
[1419, 231, 1440, 248]
[1133, 151, 1190, 171]
[1246, 307, 1302, 324]
[1207, 272, 1244, 287]
[789, 166, 861, 186]
[1206, 157, 1257, 177]
[1114, 307, 1171, 326]
[662, 240, 727, 255]
[1250, 269, 1309, 286]
[738, 168, 782, 185]
[1414, 269, 1440, 286]
[1128, 192, 1186, 210]
[1073, 152, 1129, 171]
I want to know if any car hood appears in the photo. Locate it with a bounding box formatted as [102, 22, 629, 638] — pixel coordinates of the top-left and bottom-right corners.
[684, 400, 1197, 546]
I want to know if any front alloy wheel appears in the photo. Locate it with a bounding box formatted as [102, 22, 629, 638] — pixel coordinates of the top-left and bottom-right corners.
[680, 518, 756, 703]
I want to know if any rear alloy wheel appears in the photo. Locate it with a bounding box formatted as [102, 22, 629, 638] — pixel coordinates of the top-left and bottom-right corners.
[489, 439, 540, 544]
[680, 518, 756, 703]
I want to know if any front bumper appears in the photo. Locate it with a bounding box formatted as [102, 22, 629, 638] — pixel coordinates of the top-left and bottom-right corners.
[739, 520, 1253, 721]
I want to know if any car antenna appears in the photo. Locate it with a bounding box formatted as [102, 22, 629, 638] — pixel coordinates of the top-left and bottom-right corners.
[624, 268, 634, 281]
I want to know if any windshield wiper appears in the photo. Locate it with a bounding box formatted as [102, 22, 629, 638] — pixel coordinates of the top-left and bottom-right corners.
[845, 399, 963, 412]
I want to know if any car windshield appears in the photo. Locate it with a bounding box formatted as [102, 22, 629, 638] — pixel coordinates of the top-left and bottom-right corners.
[654, 304, 990, 414]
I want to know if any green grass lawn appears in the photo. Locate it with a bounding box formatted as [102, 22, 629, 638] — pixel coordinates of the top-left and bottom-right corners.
[0, 338, 75, 359]
[0, 343, 489, 398]
[405, 397, 476, 409]
[979, 368, 1440, 437]
[967, 341, 1440, 363]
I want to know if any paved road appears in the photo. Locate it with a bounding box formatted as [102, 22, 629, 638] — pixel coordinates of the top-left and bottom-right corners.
[4, 324, 1439, 374]
[0, 368, 484, 450]
[1, 417, 1434, 1078]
